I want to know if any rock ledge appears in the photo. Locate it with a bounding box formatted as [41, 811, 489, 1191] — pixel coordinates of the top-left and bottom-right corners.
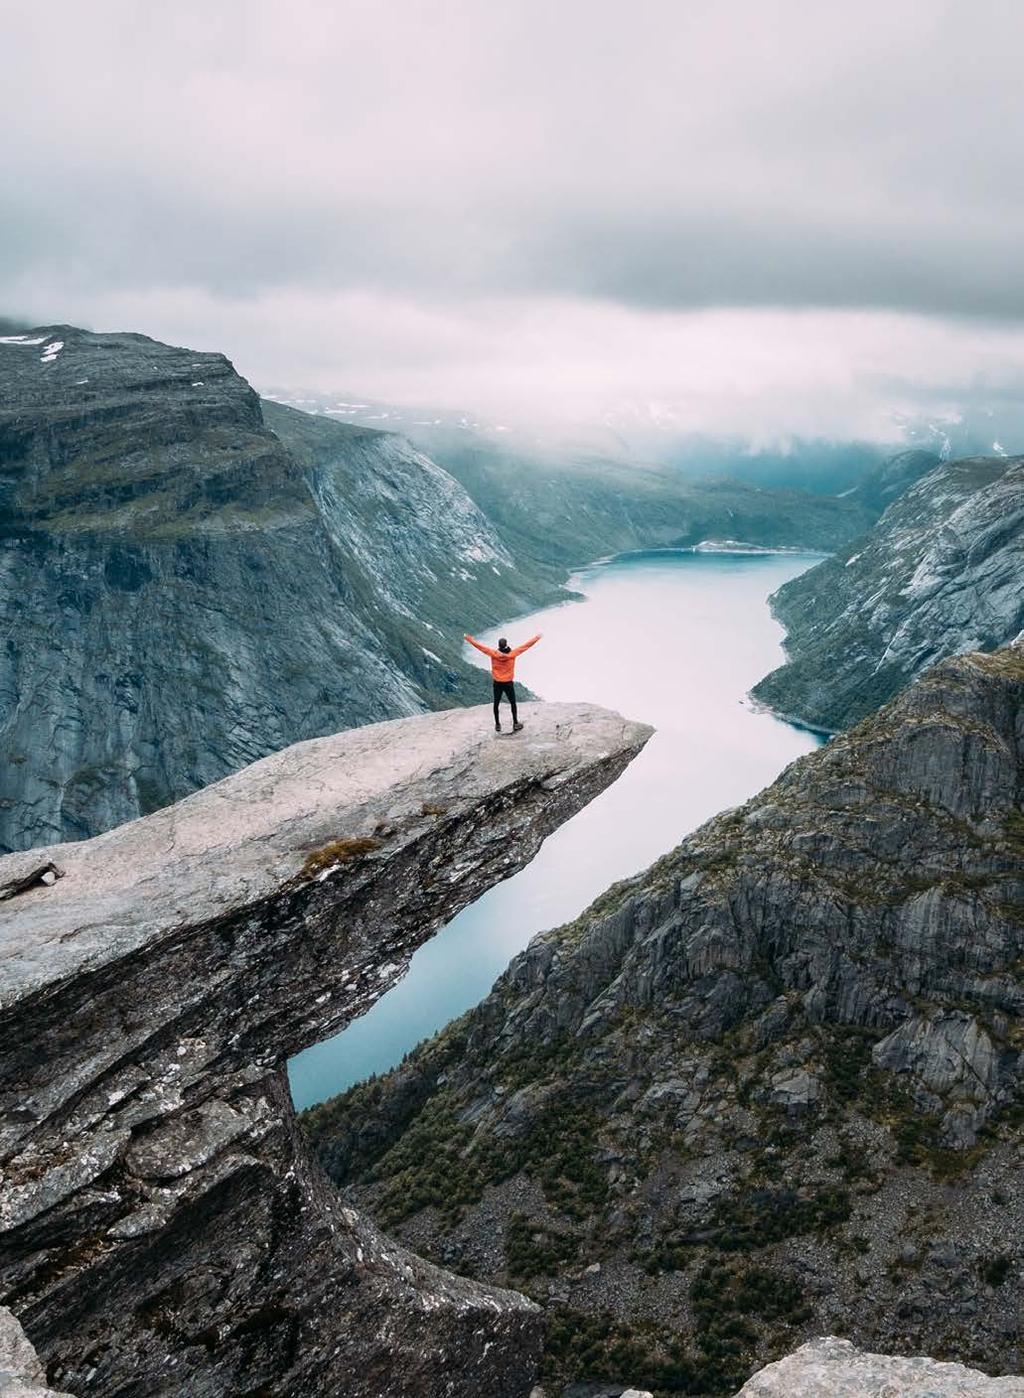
[0, 701, 650, 1397]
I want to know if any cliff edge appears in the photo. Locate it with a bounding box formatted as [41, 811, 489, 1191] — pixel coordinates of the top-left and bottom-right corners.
[317, 647, 1024, 1392]
[0, 325, 559, 853]
[0, 701, 651, 1397]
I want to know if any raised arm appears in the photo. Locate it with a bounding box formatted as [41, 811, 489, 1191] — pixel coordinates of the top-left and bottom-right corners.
[511, 633, 542, 657]
[464, 633, 498, 659]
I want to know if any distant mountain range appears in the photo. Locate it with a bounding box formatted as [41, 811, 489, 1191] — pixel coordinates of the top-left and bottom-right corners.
[262, 385, 1024, 493]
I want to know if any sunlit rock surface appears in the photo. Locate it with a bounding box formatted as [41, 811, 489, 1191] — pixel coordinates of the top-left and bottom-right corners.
[0, 1308, 71, 1397]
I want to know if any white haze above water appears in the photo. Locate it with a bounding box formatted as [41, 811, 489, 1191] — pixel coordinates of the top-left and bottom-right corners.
[289, 549, 824, 1109]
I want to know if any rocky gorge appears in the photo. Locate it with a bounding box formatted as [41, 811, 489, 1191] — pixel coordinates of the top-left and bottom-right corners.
[308, 644, 1024, 1394]
[0, 701, 650, 1395]
[3, 322, 1023, 1397]
[1, 323, 876, 855]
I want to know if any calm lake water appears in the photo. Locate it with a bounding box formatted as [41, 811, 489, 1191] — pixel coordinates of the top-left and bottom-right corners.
[288, 549, 824, 1109]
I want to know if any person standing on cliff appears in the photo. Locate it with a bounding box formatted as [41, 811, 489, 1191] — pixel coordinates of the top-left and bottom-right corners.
[463, 631, 542, 733]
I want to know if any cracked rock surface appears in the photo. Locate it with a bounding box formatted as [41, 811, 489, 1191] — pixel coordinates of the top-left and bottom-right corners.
[0, 701, 651, 1397]
[736, 1337, 1024, 1395]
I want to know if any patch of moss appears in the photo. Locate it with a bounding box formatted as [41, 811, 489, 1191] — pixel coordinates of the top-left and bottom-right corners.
[973, 648, 1024, 683]
[707, 1185, 852, 1251]
[300, 836, 381, 877]
[979, 1255, 1012, 1287]
[1004, 811, 1024, 853]
[821, 1026, 880, 1106]
[504, 1212, 580, 1280]
[890, 1108, 986, 1180]
[691, 1258, 811, 1375]
[358, 1082, 611, 1228]
[542, 1304, 743, 1397]
[368, 1101, 479, 1228]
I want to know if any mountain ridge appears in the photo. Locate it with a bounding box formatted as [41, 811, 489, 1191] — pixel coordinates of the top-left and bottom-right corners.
[752, 454, 1024, 732]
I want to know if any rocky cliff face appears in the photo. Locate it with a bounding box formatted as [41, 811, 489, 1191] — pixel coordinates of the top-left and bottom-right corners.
[842, 448, 941, 516]
[752, 456, 1024, 731]
[310, 646, 1024, 1395]
[0, 701, 650, 1396]
[0, 326, 560, 853]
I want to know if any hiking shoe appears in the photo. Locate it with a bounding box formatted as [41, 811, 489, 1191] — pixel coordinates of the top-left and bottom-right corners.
[513, 720, 524, 732]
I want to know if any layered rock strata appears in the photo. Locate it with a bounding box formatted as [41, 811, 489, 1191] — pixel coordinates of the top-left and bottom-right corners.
[0, 702, 651, 1396]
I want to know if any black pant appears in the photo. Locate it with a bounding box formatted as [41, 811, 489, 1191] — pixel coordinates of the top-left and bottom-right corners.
[493, 680, 518, 724]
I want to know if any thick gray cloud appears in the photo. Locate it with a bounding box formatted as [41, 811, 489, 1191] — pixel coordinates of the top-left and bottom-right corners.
[4, 0, 1024, 434]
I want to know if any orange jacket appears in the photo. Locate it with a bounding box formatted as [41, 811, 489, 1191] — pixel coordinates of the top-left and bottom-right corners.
[464, 633, 541, 682]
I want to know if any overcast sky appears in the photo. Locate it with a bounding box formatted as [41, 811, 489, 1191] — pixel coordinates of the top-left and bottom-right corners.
[4, 0, 1024, 441]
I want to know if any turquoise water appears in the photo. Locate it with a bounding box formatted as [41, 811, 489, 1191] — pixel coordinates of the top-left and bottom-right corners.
[288, 549, 824, 1109]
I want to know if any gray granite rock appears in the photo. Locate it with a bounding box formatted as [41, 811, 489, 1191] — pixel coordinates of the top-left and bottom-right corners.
[0, 701, 650, 1397]
[0, 1308, 70, 1396]
[735, 1337, 1024, 1395]
[753, 455, 1024, 731]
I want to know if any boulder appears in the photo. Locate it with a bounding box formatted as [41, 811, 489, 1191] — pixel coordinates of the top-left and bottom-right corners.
[735, 1336, 1024, 1395]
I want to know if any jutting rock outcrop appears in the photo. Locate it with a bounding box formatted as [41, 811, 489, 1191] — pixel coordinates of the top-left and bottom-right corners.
[753, 454, 1024, 731]
[0, 325, 559, 853]
[0, 1308, 72, 1397]
[0, 702, 651, 1397]
[736, 1337, 1024, 1396]
[313, 645, 1024, 1394]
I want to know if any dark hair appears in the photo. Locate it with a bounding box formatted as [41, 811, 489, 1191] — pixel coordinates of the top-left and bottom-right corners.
[498, 637, 510, 652]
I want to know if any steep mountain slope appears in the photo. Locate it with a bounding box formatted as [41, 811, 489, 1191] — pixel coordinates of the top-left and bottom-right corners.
[842, 447, 941, 515]
[752, 456, 1024, 731]
[262, 393, 875, 566]
[306, 645, 1024, 1395]
[0, 326, 558, 852]
[401, 438, 873, 570]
